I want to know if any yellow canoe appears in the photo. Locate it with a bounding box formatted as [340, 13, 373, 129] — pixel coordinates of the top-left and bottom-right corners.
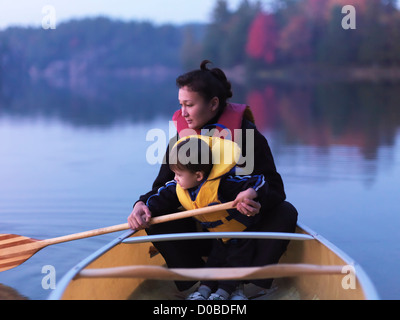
[48, 222, 379, 300]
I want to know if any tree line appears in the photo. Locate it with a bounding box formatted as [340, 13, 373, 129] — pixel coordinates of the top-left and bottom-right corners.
[0, 17, 205, 95]
[184, 0, 400, 70]
[1, 0, 399, 95]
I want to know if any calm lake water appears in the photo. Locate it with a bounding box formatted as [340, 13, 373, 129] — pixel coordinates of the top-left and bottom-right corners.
[0, 79, 399, 300]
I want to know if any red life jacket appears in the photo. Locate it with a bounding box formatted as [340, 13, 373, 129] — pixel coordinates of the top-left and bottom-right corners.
[172, 103, 253, 140]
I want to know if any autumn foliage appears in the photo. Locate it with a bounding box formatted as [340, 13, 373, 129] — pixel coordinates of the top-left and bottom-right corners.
[246, 13, 279, 64]
[252, 0, 397, 66]
[200, 0, 400, 68]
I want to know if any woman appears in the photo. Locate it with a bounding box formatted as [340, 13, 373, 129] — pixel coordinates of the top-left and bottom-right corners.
[128, 60, 298, 294]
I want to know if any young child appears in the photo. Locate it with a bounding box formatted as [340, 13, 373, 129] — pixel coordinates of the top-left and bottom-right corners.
[145, 135, 268, 300]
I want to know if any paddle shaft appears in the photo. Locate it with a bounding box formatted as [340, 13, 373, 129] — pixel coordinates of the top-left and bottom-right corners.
[0, 201, 235, 273]
[41, 201, 235, 247]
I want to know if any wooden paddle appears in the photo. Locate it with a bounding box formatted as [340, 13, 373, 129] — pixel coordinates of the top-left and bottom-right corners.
[0, 201, 234, 272]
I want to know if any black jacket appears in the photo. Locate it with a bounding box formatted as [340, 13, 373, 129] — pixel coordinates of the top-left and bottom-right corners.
[137, 118, 286, 213]
[146, 173, 268, 227]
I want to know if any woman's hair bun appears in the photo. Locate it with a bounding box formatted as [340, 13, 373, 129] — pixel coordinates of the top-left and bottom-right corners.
[200, 60, 212, 71]
[199, 60, 233, 99]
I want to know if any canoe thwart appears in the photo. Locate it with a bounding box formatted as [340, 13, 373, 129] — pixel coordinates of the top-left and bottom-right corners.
[76, 263, 345, 281]
[122, 232, 314, 245]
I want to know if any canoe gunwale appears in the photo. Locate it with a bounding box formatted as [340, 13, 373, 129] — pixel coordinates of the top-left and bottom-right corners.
[122, 231, 314, 244]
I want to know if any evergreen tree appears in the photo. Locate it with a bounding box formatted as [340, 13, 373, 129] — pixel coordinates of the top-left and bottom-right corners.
[317, 5, 359, 65]
[202, 0, 232, 65]
[220, 0, 261, 67]
[201, 0, 260, 67]
[181, 24, 206, 69]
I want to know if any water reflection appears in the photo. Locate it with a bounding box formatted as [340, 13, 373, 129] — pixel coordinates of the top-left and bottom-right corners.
[247, 82, 400, 160]
[2, 78, 400, 147]
[0, 74, 180, 127]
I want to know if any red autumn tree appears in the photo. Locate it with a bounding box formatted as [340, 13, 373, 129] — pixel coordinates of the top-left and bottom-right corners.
[246, 12, 279, 64]
[279, 15, 312, 62]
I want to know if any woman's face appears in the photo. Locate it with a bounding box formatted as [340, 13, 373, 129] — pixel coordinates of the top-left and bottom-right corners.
[178, 86, 219, 130]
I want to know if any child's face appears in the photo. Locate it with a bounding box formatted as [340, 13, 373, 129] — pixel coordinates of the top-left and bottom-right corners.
[173, 169, 204, 190]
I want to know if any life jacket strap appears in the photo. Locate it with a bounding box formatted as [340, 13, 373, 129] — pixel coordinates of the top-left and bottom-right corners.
[199, 215, 234, 229]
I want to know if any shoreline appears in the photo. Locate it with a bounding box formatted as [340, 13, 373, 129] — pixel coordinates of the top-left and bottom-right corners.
[254, 65, 400, 85]
[228, 65, 400, 85]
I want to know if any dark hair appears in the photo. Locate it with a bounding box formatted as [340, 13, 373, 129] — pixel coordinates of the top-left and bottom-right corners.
[176, 60, 233, 111]
[169, 137, 213, 177]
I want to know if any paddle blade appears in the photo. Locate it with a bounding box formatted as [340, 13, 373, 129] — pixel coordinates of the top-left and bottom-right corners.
[0, 234, 42, 272]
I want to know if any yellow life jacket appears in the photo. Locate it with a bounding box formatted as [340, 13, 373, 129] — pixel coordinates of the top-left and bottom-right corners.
[174, 135, 247, 233]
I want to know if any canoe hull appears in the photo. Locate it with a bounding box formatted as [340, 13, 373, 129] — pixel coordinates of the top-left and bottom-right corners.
[50, 223, 379, 300]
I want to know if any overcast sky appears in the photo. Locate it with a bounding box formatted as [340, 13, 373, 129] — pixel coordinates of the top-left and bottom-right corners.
[0, 0, 266, 29]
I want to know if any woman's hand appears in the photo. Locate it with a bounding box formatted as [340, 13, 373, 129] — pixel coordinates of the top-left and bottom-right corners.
[233, 188, 261, 217]
[128, 201, 152, 230]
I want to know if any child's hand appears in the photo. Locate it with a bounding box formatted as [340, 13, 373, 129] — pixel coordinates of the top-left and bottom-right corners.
[233, 188, 260, 217]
